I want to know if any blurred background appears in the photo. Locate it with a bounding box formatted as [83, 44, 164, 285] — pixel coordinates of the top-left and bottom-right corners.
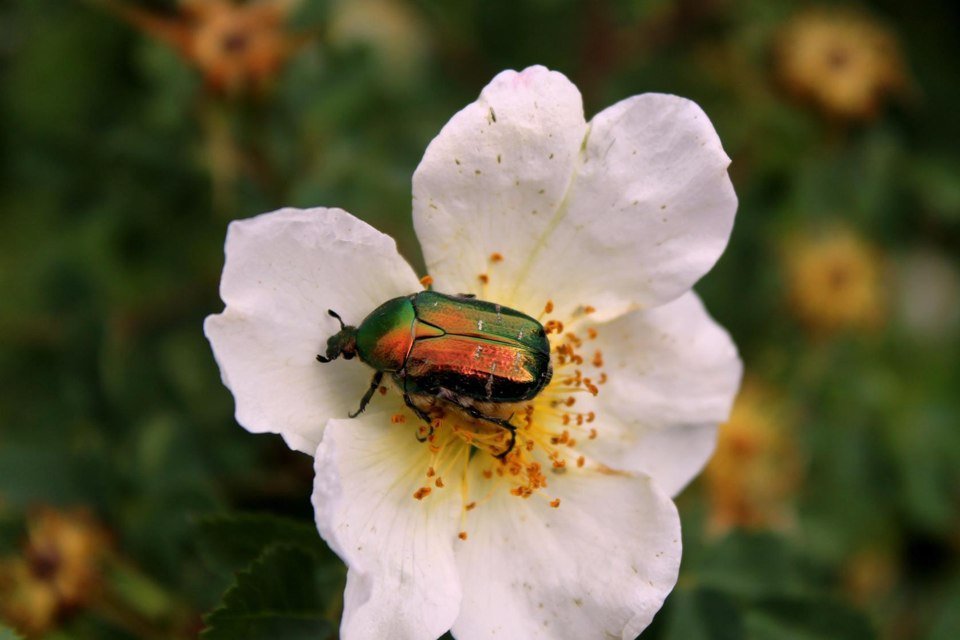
[1, 0, 958, 638]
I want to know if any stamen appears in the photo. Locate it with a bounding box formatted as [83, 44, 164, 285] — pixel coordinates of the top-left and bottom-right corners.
[404, 317, 610, 513]
[458, 531, 468, 540]
[489, 252, 504, 263]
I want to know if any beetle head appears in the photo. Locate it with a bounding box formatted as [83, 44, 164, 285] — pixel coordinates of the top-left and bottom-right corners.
[316, 310, 358, 363]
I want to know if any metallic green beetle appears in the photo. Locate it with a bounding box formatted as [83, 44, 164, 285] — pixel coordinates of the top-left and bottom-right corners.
[316, 291, 553, 457]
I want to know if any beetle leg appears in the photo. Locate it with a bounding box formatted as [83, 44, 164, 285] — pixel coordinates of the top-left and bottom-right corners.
[456, 293, 477, 299]
[402, 393, 437, 442]
[438, 393, 517, 459]
[349, 370, 384, 418]
[463, 405, 517, 460]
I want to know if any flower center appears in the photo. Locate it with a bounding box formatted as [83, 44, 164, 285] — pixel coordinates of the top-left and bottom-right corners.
[397, 290, 609, 538]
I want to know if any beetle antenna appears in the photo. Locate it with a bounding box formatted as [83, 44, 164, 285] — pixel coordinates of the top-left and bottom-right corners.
[328, 309, 345, 329]
[316, 354, 330, 363]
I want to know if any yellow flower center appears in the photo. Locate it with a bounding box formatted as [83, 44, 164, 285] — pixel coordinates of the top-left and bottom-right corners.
[392, 280, 609, 538]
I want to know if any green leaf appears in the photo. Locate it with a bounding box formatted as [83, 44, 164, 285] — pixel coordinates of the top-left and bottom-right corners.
[201, 546, 341, 640]
[745, 598, 876, 640]
[927, 577, 960, 640]
[195, 512, 330, 573]
[0, 624, 24, 640]
[660, 588, 745, 640]
[694, 532, 818, 599]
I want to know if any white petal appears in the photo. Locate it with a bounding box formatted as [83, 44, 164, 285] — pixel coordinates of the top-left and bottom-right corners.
[451, 467, 680, 640]
[205, 207, 422, 452]
[412, 65, 588, 316]
[414, 69, 736, 323]
[531, 94, 738, 321]
[314, 410, 463, 640]
[586, 291, 742, 496]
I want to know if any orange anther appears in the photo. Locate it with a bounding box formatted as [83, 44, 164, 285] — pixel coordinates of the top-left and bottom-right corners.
[378, 386, 388, 395]
[490, 252, 504, 263]
[435, 477, 445, 488]
[420, 275, 434, 287]
[478, 273, 490, 284]
[458, 531, 468, 540]
[426, 467, 436, 477]
[550, 498, 561, 508]
[587, 327, 598, 340]
[413, 487, 432, 500]
[583, 305, 596, 314]
[466, 502, 477, 511]
[544, 300, 554, 314]
[577, 456, 585, 468]
[391, 414, 406, 424]
[588, 428, 598, 439]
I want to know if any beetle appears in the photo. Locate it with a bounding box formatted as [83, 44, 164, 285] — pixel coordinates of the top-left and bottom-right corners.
[316, 291, 553, 458]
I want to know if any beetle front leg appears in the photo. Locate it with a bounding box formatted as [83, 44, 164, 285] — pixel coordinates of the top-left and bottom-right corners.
[349, 370, 384, 418]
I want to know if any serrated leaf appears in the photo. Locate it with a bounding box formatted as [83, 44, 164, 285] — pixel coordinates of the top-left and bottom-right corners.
[195, 512, 330, 573]
[202, 546, 341, 640]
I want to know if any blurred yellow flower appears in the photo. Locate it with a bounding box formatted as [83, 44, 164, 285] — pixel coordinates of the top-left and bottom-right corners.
[24, 507, 110, 607]
[0, 559, 59, 637]
[104, 0, 310, 95]
[0, 508, 110, 636]
[784, 227, 886, 334]
[328, 0, 429, 80]
[704, 379, 801, 535]
[774, 8, 908, 120]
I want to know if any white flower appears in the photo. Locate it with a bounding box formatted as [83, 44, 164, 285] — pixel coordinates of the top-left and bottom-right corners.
[205, 65, 741, 639]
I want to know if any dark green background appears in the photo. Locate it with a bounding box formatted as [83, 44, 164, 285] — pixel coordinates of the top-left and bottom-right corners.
[1, 0, 958, 638]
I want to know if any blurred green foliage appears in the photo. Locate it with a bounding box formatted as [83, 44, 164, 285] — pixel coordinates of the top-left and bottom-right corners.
[1, 0, 958, 638]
